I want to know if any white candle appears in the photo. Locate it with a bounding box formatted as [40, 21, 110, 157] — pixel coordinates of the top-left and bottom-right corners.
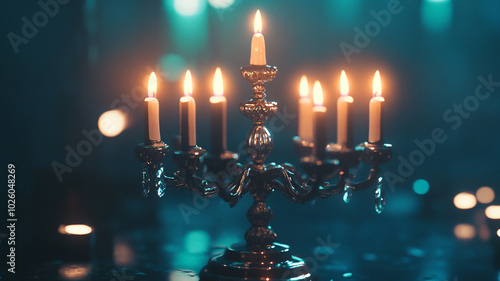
[369, 70, 384, 143]
[145, 72, 161, 142]
[337, 70, 353, 147]
[180, 70, 196, 150]
[250, 10, 267, 65]
[210, 67, 227, 154]
[298, 75, 313, 141]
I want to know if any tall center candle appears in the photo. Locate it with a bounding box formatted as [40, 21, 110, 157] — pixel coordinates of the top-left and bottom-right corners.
[298, 75, 313, 142]
[337, 70, 354, 148]
[180, 70, 196, 151]
[250, 10, 267, 65]
[369, 70, 384, 144]
[210, 67, 227, 155]
[145, 72, 161, 142]
[312, 81, 327, 160]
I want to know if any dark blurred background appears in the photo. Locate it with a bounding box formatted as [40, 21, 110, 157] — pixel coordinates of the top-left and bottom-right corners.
[1, 0, 500, 280]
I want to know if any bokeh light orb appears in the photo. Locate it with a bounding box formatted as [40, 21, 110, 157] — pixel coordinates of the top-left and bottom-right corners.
[98, 110, 127, 137]
[58, 264, 92, 279]
[476, 186, 495, 204]
[58, 224, 93, 235]
[454, 224, 475, 240]
[174, 0, 201, 16]
[485, 205, 500, 219]
[421, 0, 453, 33]
[159, 53, 187, 82]
[497, 229, 500, 237]
[413, 179, 430, 195]
[208, 0, 235, 9]
[453, 192, 477, 210]
[184, 230, 210, 254]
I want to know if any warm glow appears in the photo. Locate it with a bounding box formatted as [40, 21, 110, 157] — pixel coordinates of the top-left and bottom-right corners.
[312, 81, 324, 107]
[184, 70, 193, 97]
[98, 109, 127, 137]
[373, 70, 382, 97]
[476, 186, 495, 204]
[497, 229, 500, 237]
[485, 205, 500, 219]
[213, 67, 224, 97]
[340, 70, 349, 97]
[58, 265, 92, 279]
[58, 224, 93, 235]
[453, 192, 477, 210]
[454, 224, 476, 240]
[114, 242, 135, 266]
[254, 10, 262, 34]
[299, 75, 309, 98]
[148, 72, 157, 98]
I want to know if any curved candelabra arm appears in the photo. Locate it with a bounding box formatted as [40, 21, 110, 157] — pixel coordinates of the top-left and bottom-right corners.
[267, 163, 349, 202]
[347, 142, 391, 191]
[289, 138, 393, 210]
[173, 171, 219, 198]
[317, 170, 348, 197]
[218, 167, 257, 207]
[263, 164, 314, 203]
[136, 142, 229, 198]
[349, 166, 380, 192]
[136, 140, 258, 208]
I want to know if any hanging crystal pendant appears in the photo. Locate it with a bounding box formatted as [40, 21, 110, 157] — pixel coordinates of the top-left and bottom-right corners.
[142, 166, 150, 197]
[374, 177, 386, 214]
[156, 165, 166, 197]
[343, 184, 353, 203]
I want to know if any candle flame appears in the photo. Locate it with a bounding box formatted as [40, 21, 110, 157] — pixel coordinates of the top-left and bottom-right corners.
[254, 10, 262, 34]
[148, 72, 157, 98]
[213, 67, 224, 97]
[184, 70, 193, 97]
[299, 75, 308, 98]
[312, 80, 324, 107]
[373, 70, 382, 97]
[340, 70, 349, 97]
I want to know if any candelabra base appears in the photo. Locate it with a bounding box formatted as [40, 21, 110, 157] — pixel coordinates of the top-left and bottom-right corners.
[199, 243, 315, 281]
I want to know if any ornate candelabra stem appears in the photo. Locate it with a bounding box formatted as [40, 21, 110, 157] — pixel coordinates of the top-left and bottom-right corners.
[239, 65, 278, 248]
[245, 180, 276, 247]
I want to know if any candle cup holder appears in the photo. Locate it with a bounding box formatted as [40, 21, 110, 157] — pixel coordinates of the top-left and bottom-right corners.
[135, 64, 393, 280]
[172, 146, 206, 172]
[204, 150, 240, 182]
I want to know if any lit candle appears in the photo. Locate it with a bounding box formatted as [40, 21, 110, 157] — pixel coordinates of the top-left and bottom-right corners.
[210, 67, 227, 155]
[250, 10, 267, 65]
[145, 72, 161, 142]
[312, 81, 327, 160]
[180, 70, 196, 151]
[369, 70, 384, 144]
[337, 70, 354, 147]
[298, 75, 313, 142]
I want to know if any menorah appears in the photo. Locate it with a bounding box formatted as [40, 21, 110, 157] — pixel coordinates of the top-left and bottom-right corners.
[135, 60, 392, 280]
